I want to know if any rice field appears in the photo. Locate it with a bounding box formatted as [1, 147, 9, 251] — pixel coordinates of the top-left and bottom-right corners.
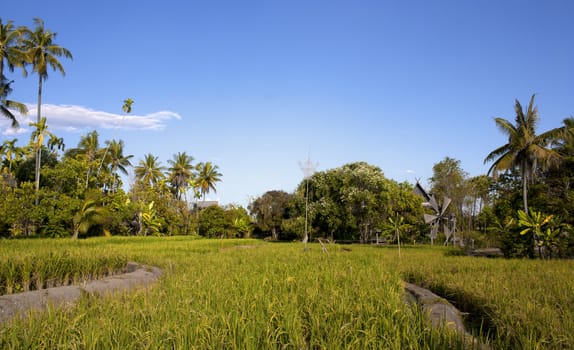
[1, 237, 573, 349]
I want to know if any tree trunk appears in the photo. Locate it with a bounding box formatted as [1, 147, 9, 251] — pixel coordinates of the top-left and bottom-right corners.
[34, 76, 43, 204]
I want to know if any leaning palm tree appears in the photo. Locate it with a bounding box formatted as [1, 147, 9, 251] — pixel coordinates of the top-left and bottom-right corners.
[167, 152, 195, 200]
[0, 78, 26, 127]
[134, 153, 166, 188]
[196, 161, 222, 201]
[553, 117, 574, 157]
[484, 95, 562, 214]
[1, 19, 28, 126]
[72, 197, 109, 239]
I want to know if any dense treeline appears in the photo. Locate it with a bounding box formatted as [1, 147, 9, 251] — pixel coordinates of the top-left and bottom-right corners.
[3, 18, 574, 258]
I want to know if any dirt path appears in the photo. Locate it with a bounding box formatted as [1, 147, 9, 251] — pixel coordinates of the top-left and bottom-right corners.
[0, 262, 162, 324]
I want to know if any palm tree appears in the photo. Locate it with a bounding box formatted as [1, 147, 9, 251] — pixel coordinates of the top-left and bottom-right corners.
[46, 134, 64, 156]
[97, 98, 133, 181]
[72, 197, 109, 239]
[0, 19, 28, 127]
[134, 153, 165, 188]
[1, 138, 23, 173]
[167, 152, 195, 200]
[21, 18, 71, 197]
[196, 161, 222, 201]
[0, 19, 28, 80]
[122, 98, 133, 114]
[1, 78, 27, 127]
[103, 139, 132, 193]
[21, 18, 72, 125]
[29, 116, 56, 196]
[383, 215, 410, 257]
[65, 130, 101, 188]
[484, 95, 562, 214]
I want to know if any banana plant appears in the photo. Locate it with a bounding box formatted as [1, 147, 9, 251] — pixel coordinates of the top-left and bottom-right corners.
[139, 201, 162, 236]
[517, 209, 554, 258]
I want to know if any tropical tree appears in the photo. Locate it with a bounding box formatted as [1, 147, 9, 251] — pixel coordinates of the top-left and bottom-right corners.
[303, 162, 423, 242]
[1, 78, 27, 127]
[249, 190, 293, 240]
[21, 18, 72, 196]
[21, 18, 72, 125]
[122, 98, 133, 114]
[429, 157, 468, 224]
[103, 139, 132, 193]
[29, 116, 56, 196]
[1, 138, 23, 173]
[65, 130, 101, 188]
[1, 20, 29, 128]
[517, 209, 554, 258]
[167, 152, 195, 200]
[196, 161, 222, 200]
[0, 19, 28, 80]
[46, 134, 64, 156]
[382, 215, 411, 257]
[134, 153, 165, 188]
[72, 197, 109, 239]
[484, 95, 562, 214]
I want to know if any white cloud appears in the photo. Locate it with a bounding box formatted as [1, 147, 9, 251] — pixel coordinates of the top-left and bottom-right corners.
[1, 104, 181, 135]
[405, 169, 416, 174]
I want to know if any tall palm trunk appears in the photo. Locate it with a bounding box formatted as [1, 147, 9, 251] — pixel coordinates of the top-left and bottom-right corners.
[522, 177, 528, 214]
[34, 76, 43, 204]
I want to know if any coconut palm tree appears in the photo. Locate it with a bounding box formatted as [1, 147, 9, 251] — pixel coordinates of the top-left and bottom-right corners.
[122, 98, 133, 114]
[196, 161, 222, 201]
[134, 153, 165, 188]
[103, 139, 132, 193]
[0, 19, 28, 126]
[21, 18, 71, 196]
[29, 116, 56, 196]
[0, 78, 26, 127]
[0, 19, 28, 79]
[167, 152, 195, 200]
[484, 95, 562, 214]
[21, 18, 72, 125]
[97, 98, 133, 181]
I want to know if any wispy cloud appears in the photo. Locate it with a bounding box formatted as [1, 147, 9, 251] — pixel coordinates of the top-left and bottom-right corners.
[1, 104, 181, 135]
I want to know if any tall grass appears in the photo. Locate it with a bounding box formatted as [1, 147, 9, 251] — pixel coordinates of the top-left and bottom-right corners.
[0, 240, 127, 294]
[398, 246, 574, 349]
[0, 238, 465, 349]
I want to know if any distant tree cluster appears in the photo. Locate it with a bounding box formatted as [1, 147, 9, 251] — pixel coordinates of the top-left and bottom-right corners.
[249, 162, 425, 243]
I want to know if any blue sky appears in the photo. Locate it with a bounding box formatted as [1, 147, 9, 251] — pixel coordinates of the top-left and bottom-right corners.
[3, 1, 574, 207]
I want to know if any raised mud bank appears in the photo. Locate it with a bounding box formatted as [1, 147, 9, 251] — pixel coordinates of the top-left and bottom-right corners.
[405, 282, 490, 349]
[0, 262, 162, 323]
